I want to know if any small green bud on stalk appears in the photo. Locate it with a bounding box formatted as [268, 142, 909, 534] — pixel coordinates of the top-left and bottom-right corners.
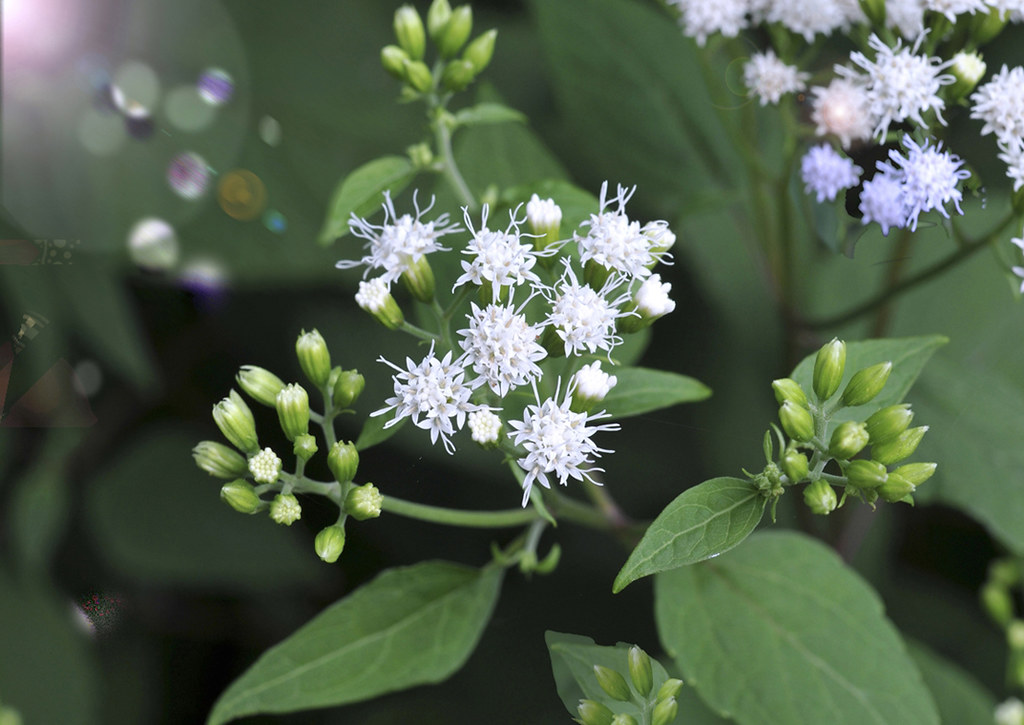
[845, 459, 888, 489]
[220, 479, 262, 514]
[328, 440, 360, 485]
[402, 59, 434, 93]
[656, 678, 684, 700]
[345, 482, 383, 520]
[315, 525, 346, 563]
[778, 401, 815, 442]
[841, 361, 892, 407]
[981, 583, 1014, 626]
[865, 404, 913, 444]
[948, 51, 986, 103]
[892, 462, 936, 485]
[275, 383, 311, 441]
[439, 5, 473, 58]
[813, 338, 846, 401]
[463, 29, 497, 73]
[576, 699, 614, 725]
[781, 446, 809, 483]
[651, 696, 679, 725]
[356, 278, 404, 330]
[236, 365, 285, 407]
[803, 479, 838, 515]
[526, 194, 562, 256]
[407, 142, 434, 169]
[594, 665, 631, 702]
[193, 440, 248, 478]
[878, 472, 916, 503]
[213, 390, 259, 455]
[871, 425, 928, 465]
[828, 421, 870, 459]
[772, 377, 808, 407]
[427, 0, 453, 41]
[393, 5, 426, 60]
[333, 369, 366, 409]
[441, 59, 477, 92]
[628, 646, 653, 696]
[611, 715, 638, 725]
[270, 493, 301, 525]
[400, 255, 436, 302]
[380, 45, 410, 80]
[293, 433, 318, 463]
[296, 329, 332, 389]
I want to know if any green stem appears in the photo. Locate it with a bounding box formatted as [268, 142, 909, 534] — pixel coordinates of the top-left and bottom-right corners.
[399, 320, 441, 342]
[381, 494, 539, 528]
[433, 111, 476, 210]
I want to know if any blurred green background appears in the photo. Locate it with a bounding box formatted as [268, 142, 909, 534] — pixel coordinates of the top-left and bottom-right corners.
[1, 0, 1021, 722]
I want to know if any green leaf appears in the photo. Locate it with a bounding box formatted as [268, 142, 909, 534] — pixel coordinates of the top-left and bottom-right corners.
[613, 477, 764, 593]
[453, 102, 526, 127]
[789, 335, 947, 423]
[355, 413, 407, 451]
[906, 639, 997, 725]
[601, 367, 711, 420]
[207, 561, 503, 724]
[655, 531, 940, 725]
[319, 156, 416, 244]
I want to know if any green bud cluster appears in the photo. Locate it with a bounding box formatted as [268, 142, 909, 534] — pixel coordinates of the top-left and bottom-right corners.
[574, 647, 682, 725]
[980, 557, 1024, 686]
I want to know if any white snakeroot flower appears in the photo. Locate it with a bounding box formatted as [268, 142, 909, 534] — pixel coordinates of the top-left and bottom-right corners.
[338, 191, 460, 283]
[572, 361, 617, 402]
[248, 447, 282, 484]
[971, 65, 1024, 150]
[995, 697, 1024, 725]
[841, 33, 955, 141]
[988, 0, 1024, 18]
[801, 144, 863, 202]
[925, 0, 987, 21]
[859, 171, 908, 236]
[455, 205, 545, 301]
[508, 380, 620, 507]
[374, 344, 480, 454]
[576, 182, 669, 281]
[811, 77, 875, 148]
[635, 274, 677, 317]
[999, 143, 1024, 191]
[885, 137, 970, 230]
[743, 50, 809, 106]
[952, 51, 987, 88]
[667, 0, 749, 46]
[468, 410, 502, 445]
[885, 0, 926, 38]
[457, 301, 547, 397]
[545, 261, 630, 357]
[765, 0, 848, 41]
[525, 194, 562, 233]
[642, 220, 676, 254]
[355, 277, 391, 313]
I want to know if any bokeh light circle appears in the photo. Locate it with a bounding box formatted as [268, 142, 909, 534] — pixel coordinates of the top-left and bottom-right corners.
[258, 116, 282, 146]
[167, 152, 211, 200]
[217, 169, 267, 221]
[128, 217, 179, 272]
[197, 67, 234, 105]
[77, 109, 126, 156]
[112, 60, 161, 113]
[262, 209, 287, 234]
[72, 360, 103, 397]
[162, 85, 216, 132]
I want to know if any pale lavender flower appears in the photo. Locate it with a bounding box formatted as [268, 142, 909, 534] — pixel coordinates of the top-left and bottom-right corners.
[886, 136, 971, 230]
[744, 50, 809, 106]
[811, 77, 875, 149]
[801, 144, 863, 202]
[859, 171, 908, 236]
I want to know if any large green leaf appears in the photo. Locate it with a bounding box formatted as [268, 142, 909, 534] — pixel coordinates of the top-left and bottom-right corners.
[906, 639, 997, 725]
[319, 156, 416, 244]
[601, 366, 711, 420]
[789, 335, 947, 423]
[655, 531, 940, 725]
[207, 560, 503, 724]
[613, 477, 764, 593]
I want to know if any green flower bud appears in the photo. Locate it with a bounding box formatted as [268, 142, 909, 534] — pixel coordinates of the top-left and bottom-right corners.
[627, 645, 653, 697]
[296, 329, 332, 389]
[463, 29, 497, 73]
[828, 421, 870, 460]
[400, 254, 436, 302]
[438, 5, 472, 58]
[652, 696, 678, 725]
[193, 440, 249, 479]
[594, 665, 631, 702]
[656, 678, 684, 701]
[892, 462, 936, 486]
[356, 277, 404, 330]
[407, 142, 434, 169]
[772, 377, 808, 407]
[948, 51, 986, 103]
[1009, 620, 1024, 651]
[220, 479, 262, 514]
[845, 459, 888, 489]
[402, 59, 434, 93]
[393, 5, 426, 60]
[332, 369, 365, 409]
[427, 0, 453, 41]
[441, 59, 477, 92]
[858, 0, 886, 26]
[236, 365, 286, 407]
[864, 404, 913, 444]
[779, 401, 815, 442]
[841, 361, 892, 407]
[971, 6, 1008, 46]
[270, 493, 301, 526]
[982, 583, 1014, 626]
[248, 446, 283, 484]
[275, 383, 310, 441]
[213, 389, 259, 455]
[380, 44, 410, 80]
[293, 433, 318, 463]
[990, 559, 1021, 587]
[871, 425, 928, 465]
[328, 440, 360, 485]
[611, 715, 638, 725]
[812, 338, 846, 401]
[315, 525, 346, 563]
[878, 472, 916, 503]
[781, 446, 809, 483]
[803, 479, 838, 515]
[577, 699, 614, 725]
[345, 482, 383, 520]
[526, 194, 562, 255]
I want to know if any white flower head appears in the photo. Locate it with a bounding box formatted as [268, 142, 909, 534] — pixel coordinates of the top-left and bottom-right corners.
[576, 182, 669, 281]
[373, 343, 482, 454]
[468, 409, 502, 445]
[801, 144, 863, 202]
[338, 190, 460, 283]
[355, 277, 391, 313]
[885, 136, 971, 230]
[925, 0, 987, 22]
[634, 273, 677, 317]
[544, 260, 631, 358]
[988, 0, 1024, 19]
[766, 0, 848, 41]
[839, 33, 955, 141]
[248, 447, 282, 484]
[859, 170, 908, 235]
[810, 77, 875, 149]
[572, 361, 618, 402]
[455, 204, 546, 301]
[743, 50, 809, 106]
[999, 143, 1024, 191]
[885, 0, 926, 38]
[971, 65, 1024, 150]
[457, 301, 547, 397]
[952, 51, 987, 87]
[508, 379, 620, 507]
[525, 194, 562, 233]
[667, 0, 749, 46]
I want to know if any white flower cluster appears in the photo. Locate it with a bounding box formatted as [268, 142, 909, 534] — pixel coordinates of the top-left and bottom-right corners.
[342, 186, 678, 506]
[972, 65, 1024, 191]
